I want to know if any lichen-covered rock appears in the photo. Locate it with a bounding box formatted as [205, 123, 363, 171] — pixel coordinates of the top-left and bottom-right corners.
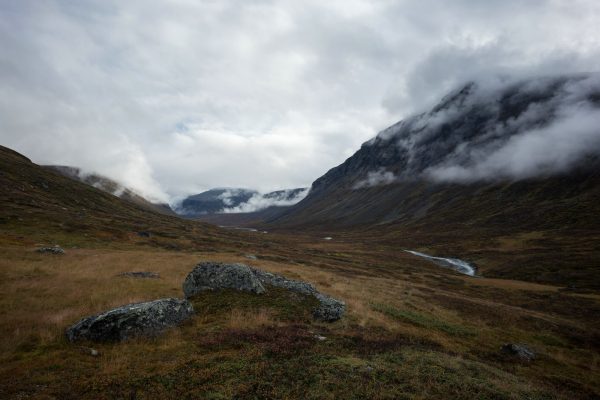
[501, 343, 536, 361]
[66, 298, 193, 342]
[37, 245, 64, 255]
[251, 267, 345, 322]
[251, 269, 317, 296]
[313, 293, 346, 322]
[183, 262, 266, 297]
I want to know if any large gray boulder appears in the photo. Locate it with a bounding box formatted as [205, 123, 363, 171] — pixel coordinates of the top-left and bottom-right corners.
[182, 262, 346, 322]
[66, 298, 193, 342]
[183, 262, 266, 297]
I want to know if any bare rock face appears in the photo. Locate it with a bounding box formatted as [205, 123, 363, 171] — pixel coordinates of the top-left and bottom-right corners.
[183, 262, 345, 322]
[65, 298, 193, 342]
[183, 262, 266, 297]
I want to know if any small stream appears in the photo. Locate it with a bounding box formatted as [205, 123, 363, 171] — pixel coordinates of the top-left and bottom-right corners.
[405, 250, 476, 276]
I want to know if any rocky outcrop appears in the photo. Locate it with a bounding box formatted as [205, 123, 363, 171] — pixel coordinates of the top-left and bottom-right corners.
[251, 268, 345, 321]
[182, 262, 345, 322]
[183, 262, 266, 297]
[66, 298, 193, 342]
[37, 246, 64, 255]
[501, 343, 536, 361]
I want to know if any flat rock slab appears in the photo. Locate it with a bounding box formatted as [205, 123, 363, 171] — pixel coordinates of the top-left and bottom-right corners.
[118, 271, 160, 279]
[66, 298, 193, 342]
[183, 262, 345, 322]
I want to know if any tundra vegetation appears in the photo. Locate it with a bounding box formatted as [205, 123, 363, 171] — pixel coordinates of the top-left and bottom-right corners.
[1, 145, 599, 399]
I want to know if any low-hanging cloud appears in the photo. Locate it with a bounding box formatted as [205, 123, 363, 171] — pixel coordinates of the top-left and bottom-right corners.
[353, 168, 396, 189]
[221, 188, 309, 213]
[427, 104, 600, 182]
[365, 73, 600, 184]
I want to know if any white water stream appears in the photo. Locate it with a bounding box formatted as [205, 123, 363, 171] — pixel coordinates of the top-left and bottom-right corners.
[405, 250, 476, 276]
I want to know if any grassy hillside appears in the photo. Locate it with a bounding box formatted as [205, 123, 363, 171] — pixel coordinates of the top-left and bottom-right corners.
[0, 145, 252, 252]
[1, 145, 599, 399]
[262, 168, 600, 290]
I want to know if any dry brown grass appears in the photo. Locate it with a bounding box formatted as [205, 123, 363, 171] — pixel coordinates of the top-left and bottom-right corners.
[1, 242, 599, 399]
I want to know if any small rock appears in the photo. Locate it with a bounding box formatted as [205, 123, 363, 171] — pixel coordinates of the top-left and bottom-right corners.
[137, 231, 151, 238]
[245, 254, 258, 260]
[313, 293, 346, 322]
[78, 346, 99, 356]
[66, 298, 194, 342]
[314, 335, 327, 341]
[323, 237, 333, 240]
[37, 245, 65, 255]
[118, 271, 160, 279]
[183, 262, 266, 297]
[364, 366, 374, 373]
[501, 343, 536, 361]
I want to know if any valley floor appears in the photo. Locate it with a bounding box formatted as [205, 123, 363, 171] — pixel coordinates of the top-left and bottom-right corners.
[1, 233, 599, 399]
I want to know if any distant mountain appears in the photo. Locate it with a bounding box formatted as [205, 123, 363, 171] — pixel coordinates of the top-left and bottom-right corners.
[177, 187, 308, 218]
[44, 165, 176, 216]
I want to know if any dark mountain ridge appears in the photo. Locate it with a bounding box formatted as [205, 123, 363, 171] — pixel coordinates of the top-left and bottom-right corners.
[45, 165, 176, 216]
[269, 74, 600, 231]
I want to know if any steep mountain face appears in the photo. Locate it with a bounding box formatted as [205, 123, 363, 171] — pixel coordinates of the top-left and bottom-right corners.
[178, 187, 308, 218]
[270, 74, 600, 231]
[45, 165, 176, 216]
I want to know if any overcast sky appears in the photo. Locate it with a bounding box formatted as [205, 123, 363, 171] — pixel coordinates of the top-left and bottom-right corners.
[1, 0, 599, 203]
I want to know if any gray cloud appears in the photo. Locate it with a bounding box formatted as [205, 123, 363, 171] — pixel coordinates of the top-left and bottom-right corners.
[221, 188, 309, 213]
[353, 168, 396, 189]
[1, 0, 599, 203]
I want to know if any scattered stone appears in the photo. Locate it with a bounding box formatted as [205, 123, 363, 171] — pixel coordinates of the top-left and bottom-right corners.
[66, 298, 194, 342]
[36, 245, 65, 255]
[323, 237, 333, 240]
[245, 254, 258, 260]
[314, 335, 327, 341]
[183, 262, 266, 297]
[78, 346, 99, 357]
[364, 366, 374, 373]
[501, 343, 536, 361]
[137, 231, 151, 238]
[118, 271, 160, 279]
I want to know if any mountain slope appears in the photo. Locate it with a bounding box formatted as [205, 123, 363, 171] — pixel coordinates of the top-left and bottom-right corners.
[0, 145, 241, 251]
[264, 74, 600, 287]
[44, 165, 176, 216]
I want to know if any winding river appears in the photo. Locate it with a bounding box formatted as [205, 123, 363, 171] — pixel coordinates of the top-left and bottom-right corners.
[405, 250, 476, 276]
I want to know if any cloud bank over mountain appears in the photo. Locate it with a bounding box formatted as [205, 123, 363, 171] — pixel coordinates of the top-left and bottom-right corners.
[353, 74, 600, 188]
[1, 1, 599, 202]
